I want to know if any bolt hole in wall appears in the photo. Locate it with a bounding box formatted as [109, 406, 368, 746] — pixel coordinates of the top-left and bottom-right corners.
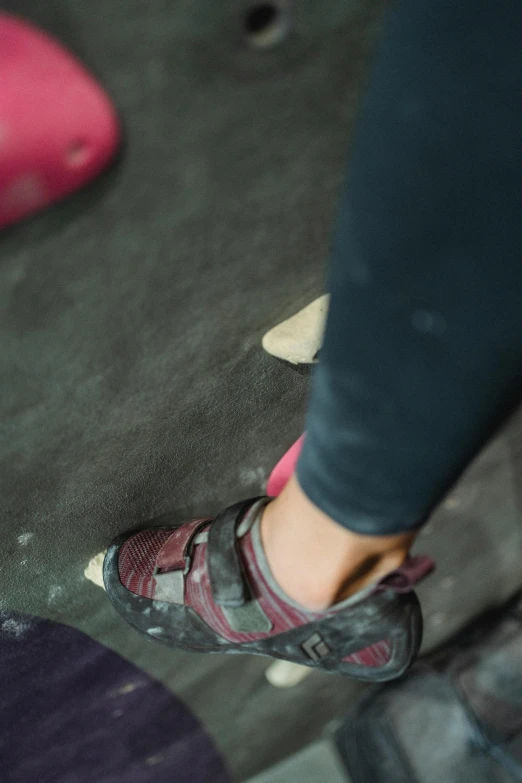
[244, 2, 292, 49]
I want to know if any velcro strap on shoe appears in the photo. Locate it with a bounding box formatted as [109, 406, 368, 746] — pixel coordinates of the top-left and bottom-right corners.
[156, 518, 210, 573]
[207, 498, 263, 608]
[376, 554, 435, 594]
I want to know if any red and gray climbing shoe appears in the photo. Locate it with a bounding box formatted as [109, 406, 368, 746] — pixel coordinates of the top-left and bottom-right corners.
[103, 498, 434, 681]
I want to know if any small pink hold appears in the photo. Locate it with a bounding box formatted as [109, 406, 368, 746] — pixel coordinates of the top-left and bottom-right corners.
[266, 434, 305, 497]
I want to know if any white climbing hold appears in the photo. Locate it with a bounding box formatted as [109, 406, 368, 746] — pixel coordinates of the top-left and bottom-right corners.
[262, 294, 329, 365]
[84, 551, 107, 589]
[265, 659, 313, 687]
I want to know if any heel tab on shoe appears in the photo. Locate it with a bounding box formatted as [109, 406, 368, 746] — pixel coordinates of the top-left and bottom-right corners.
[377, 555, 435, 594]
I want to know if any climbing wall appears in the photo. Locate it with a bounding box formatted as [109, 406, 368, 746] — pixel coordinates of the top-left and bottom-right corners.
[1, 1, 522, 780]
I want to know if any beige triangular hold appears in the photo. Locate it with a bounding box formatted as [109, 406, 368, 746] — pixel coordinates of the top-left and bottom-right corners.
[84, 550, 107, 589]
[265, 659, 313, 687]
[262, 294, 330, 365]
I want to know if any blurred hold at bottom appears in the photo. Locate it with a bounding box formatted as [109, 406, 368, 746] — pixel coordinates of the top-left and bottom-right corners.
[336, 592, 522, 783]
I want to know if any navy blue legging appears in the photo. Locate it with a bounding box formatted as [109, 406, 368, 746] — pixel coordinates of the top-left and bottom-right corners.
[297, 0, 522, 535]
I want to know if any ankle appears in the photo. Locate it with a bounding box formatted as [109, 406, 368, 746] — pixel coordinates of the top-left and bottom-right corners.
[261, 476, 416, 611]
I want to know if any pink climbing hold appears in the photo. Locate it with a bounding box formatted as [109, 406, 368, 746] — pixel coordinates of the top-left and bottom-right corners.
[0, 13, 120, 228]
[266, 434, 305, 497]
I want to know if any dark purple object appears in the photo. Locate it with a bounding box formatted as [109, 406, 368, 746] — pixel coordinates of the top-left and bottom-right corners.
[0, 611, 230, 783]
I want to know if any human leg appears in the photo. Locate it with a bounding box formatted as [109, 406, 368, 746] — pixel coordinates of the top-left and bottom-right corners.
[264, 0, 522, 609]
